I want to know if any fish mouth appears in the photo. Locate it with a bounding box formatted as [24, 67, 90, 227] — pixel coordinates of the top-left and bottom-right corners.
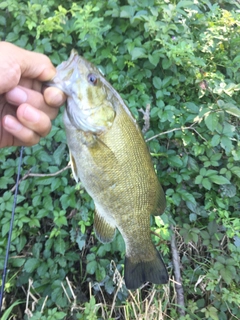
[61, 50, 79, 70]
[45, 51, 81, 93]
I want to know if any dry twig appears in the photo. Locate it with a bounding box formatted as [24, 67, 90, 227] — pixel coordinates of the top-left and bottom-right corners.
[170, 225, 185, 317]
[10, 164, 71, 192]
[146, 123, 207, 142]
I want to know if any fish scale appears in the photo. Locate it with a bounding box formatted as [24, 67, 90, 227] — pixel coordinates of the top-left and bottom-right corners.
[48, 50, 169, 289]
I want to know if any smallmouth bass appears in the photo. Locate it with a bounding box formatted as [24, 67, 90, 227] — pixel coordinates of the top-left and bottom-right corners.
[49, 50, 169, 289]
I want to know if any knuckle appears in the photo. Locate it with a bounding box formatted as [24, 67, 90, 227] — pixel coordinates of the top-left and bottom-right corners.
[6, 61, 21, 86]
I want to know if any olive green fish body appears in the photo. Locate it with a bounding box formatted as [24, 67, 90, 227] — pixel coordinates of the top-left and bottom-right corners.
[51, 50, 168, 289]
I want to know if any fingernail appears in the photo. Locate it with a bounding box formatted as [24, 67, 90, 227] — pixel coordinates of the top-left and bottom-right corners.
[7, 87, 28, 104]
[4, 116, 23, 131]
[23, 106, 40, 123]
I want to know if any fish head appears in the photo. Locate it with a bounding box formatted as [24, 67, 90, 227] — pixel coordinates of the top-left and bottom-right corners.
[50, 50, 116, 133]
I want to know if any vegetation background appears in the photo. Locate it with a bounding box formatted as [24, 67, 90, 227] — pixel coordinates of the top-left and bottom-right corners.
[0, 0, 240, 319]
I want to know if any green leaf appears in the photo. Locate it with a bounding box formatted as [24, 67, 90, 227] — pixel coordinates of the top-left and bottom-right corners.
[87, 253, 96, 262]
[29, 218, 41, 228]
[54, 215, 68, 227]
[54, 237, 66, 255]
[204, 112, 219, 131]
[162, 76, 173, 88]
[0, 176, 14, 189]
[201, 231, 210, 240]
[191, 231, 199, 244]
[120, 5, 135, 18]
[189, 213, 197, 222]
[38, 150, 52, 162]
[220, 267, 235, 285]
[205, 169, 218, 177]
[32, 195, 41, 207]
[176, 0, 194, 8]
[36, 177, 54, 185]
[202, 178, 211, 190]
[206, 306, 219, 320]
[153, 77, 162, 89]
[3, 191, 12, 201]
[221, 136, 233, 153]
[162, 58, 171, 69]
[86, 260, 97, 274]
[211, 153, 222, 161]
[209, 175, 230, 185]
[148, 53, 160, 66]
[53, 143, 66, 166]
[96, 264, 106, 281]
[54, 312, 67, 319]
[220, 184, 236, 198]
[76, 233, 86, 250]
[195, 175, 203, 184]
[0, 2, 8, 10]
[24, 258, 40, 273]
[0, 16, 6, 26]
[105, 279, 115, 295]
[232, 149, 240, 161]
[130, 47, 146, 60]
[51, 177, 62, 191]
[231, 166, 240, 178]
[16, 235, 27, 253]
[168, 155, 183, 167]
[224, 103, 240, 118]
[1, 300, 23, 320]
[37, 262, 48, 277]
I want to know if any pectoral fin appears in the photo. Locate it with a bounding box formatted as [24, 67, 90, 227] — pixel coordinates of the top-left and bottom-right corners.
[94, 209, 116, 243]
[69, 151, 79, 183]
[89, 136, 117, 165]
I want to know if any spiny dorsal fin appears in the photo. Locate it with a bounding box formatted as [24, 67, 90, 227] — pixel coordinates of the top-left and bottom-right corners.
[94, 209, 116, 243]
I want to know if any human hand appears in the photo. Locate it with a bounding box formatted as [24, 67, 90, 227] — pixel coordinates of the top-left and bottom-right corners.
[0, 42, 66, 148]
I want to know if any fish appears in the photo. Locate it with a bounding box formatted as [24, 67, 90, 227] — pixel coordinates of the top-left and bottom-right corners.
[48, 50, 169, 290]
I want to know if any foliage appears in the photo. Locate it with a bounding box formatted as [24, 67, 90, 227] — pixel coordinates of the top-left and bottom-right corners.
[0, 0, 240, 319]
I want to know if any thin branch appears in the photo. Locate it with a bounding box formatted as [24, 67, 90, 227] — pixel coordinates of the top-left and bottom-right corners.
[170, 225, 185, 317]
[61, 282, 71, 303]
[146, 124, 207, 142]
[10, 164, 71, 192]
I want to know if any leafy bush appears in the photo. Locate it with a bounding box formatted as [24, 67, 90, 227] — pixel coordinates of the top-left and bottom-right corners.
[0, 0, 239, 319]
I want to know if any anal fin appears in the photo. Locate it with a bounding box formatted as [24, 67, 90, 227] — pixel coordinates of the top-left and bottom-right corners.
[94, 209, 116, 244]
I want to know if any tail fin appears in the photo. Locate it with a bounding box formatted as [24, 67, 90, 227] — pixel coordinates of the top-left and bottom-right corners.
[124, 250, 168, 290]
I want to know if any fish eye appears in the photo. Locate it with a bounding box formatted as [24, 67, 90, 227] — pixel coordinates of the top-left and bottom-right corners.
[87, 73, 98, 86]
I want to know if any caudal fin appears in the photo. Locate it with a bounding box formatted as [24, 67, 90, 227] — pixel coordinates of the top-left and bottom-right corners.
[124, 250, 168, 290]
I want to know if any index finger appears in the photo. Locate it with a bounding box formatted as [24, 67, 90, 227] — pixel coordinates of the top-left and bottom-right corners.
[0, 42, 56, 93]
